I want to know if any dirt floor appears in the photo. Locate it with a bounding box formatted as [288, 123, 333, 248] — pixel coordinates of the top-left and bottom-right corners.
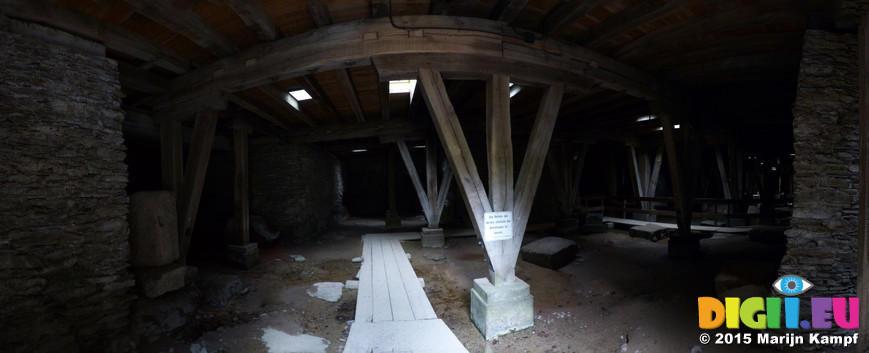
[136, 217, 811, 353]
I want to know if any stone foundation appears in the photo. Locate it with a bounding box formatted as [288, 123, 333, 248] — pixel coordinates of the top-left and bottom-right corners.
[781, 30, 859, 343]
[0, 21, 133, 352]
[470, 278, 534, 340]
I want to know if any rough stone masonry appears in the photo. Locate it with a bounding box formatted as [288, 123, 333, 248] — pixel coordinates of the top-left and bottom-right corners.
[780, 30, 859, 341]
[0, 21, 134, 352]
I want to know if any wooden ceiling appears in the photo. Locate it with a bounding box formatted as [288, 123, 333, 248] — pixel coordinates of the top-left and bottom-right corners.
[2, 0, 847, 148]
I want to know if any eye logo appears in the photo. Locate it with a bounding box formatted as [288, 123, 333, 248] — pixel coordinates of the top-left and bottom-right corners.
[773, 275, 814, 296]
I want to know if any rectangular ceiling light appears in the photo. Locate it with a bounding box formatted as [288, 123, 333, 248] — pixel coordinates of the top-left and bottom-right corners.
[289, 89, 312, 101]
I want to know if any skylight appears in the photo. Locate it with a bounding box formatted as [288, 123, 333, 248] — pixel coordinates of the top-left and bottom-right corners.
[636, 115, 656, 122]
[389, 79, 416, 94]
[289, 89, 312, 101]
[351, 149, 368, 153]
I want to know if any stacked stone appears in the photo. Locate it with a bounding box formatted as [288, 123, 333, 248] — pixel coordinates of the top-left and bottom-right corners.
[250, 138, 342, 242]
[780, 30, 858, 342]
[0, 26, 134, 352]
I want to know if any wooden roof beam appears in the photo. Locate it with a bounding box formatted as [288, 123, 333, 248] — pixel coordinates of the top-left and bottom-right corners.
[211, 0, 280, 42]
[577, 0, 680, 49]
[118, 61, 169, 95]
[1, 0, 190, 74]
[157, 17, 680, 115]
[490, 0, 530, 23]
[125, 0, 238, 57]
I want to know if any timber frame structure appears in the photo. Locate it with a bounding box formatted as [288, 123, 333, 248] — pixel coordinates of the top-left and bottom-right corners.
[3, 0, 868, 346]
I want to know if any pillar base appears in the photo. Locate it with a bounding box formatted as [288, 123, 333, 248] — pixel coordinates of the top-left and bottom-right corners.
[385, 211, 402, 230]
[227, 243, 259, 269]
[421, 227, 445, 248]
[668, 235, 700, 258]
[135, 262, 186, 298]
[470, 277, 533, 340]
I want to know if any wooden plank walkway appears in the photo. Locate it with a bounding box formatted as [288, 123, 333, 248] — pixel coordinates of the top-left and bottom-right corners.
[344, 233, 468, 353]
[602, 216, 751, 234]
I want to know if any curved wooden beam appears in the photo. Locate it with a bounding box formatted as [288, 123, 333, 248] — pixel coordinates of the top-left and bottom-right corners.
[157, 16, 678, 116]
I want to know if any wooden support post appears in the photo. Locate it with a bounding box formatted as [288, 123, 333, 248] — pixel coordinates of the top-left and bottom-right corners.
[627, 145, 646, 219]
[396, 140, 434, 222]
[486, 74, 514, 283]
[508, 83, 563, 270]
[659, 112, 692, 238]
[715, 146, 732, 200]
[160, 120, 184, 196]
[570, 144, 588, 214]
[233, 120, 251, 245]
[857, 12, 869, 351]
[178, 108, 219, 260]
[425, 136, 439, 227]
[434, 159, 453, 226]
[648, 146, 663, 221]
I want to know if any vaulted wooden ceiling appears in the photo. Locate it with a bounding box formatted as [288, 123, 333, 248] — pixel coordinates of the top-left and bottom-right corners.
[2, 0, 846, 149]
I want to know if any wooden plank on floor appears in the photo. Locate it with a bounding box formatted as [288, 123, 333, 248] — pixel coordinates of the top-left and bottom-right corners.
[388, 239, 437, 320]
[371, 238, 394, 322]
[381, 239, 415, 321]
[343, 319, 469, 353]
[355, 237, 374, 323]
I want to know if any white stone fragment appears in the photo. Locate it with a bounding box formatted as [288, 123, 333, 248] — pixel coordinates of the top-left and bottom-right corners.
[351, 257, 363, 263]
[306, 282, 343, 302]
[345, 280, 359, 290]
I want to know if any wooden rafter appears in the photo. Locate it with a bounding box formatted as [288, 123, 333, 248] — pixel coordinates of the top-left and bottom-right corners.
[125, 0, 238, 57]
[490, 0, 530, 23]
[118, 61, 169, 95]
[228, 93, 294, 131]
[212, 0, 280, 42]
[306, 0, 364, 123]
[337, 69, 367, 123]
[2, 0, 190, 74]
[300, 75, 344, 121]
[157, 16, 678, 116]
[578, 0, 681, 49]
[538, 0, 600, 36]
[396, 140, 434, 221]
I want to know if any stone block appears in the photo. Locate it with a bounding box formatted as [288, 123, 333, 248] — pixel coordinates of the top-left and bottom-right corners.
[520, 237, 578, 270]
[227, 243, 259, 269]
[128, 191, 180, 267]
[421, 227, 445, 248]
[668, 235, 700, 258]
[579, 213, 608, 234]
[135, 263, 186, 298]
[629, 224, 670, 242]
[470, 278, 533, 340]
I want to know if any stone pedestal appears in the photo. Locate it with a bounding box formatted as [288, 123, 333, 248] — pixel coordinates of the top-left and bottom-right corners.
[470, 278, 533, 340]
[227, 243, 259, 269]
[385, 210, 402, 230]
[421, 227, 445, 248]
[668, 235, 700, 258]
[135, 262, 186, 298]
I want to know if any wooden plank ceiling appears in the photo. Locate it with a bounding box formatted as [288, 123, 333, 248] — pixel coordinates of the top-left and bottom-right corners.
[2, 0, 843, 150]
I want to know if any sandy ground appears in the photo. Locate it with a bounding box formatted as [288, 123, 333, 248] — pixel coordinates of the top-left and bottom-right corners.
[137, 217, 808, 353]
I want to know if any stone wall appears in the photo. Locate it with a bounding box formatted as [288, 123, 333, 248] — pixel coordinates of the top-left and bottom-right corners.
[780, 30, 859, 318]
[0, 22, 134, 352]
[250, 138, 342, 242]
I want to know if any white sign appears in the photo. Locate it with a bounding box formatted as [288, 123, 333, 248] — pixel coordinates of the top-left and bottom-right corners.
[483, 211, 513, 242]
